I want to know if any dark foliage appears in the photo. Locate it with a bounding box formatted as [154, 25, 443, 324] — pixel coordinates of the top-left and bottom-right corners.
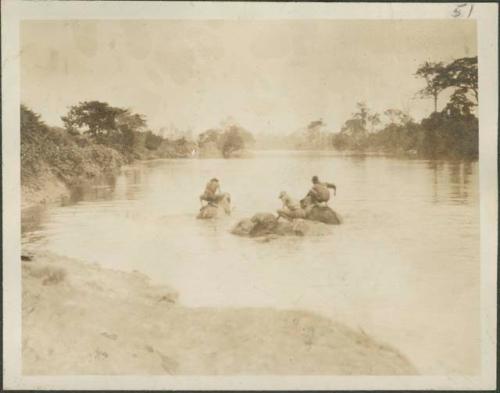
[22, 103, 196, 192]
[198, 123, 254, 158]
[21, 105, 125, 187]
[331, 56, 478, 160]
[144, 131, 164, 151]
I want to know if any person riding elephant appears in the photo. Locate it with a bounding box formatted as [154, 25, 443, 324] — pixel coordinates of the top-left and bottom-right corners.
[197, 192, 232, 219]
[277, 191, 306, 221]
[200, 178, 224, 207]
[305, 175, 336, 206]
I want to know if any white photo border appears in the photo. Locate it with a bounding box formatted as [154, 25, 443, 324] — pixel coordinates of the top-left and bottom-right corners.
[2, 1, 497, 390]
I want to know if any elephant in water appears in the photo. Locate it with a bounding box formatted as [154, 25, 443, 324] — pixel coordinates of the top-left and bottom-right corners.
[300, 196, 342, 225]
[197, 193, 232, 219]
[231, 213, 333, 238]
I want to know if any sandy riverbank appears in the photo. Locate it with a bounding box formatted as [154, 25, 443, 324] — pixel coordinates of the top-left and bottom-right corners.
[22, 250, 417, 375]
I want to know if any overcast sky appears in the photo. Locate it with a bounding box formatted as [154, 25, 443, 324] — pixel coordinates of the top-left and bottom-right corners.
[21, 20, 476, 135]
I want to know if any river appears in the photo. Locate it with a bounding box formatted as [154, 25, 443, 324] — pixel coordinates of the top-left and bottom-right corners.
[22, 151, 480, 375]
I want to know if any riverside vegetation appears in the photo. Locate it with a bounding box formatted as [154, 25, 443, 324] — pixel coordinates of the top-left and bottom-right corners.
[21, 103, 251, 207]
[21, 56, 478, 208]
[255, 56, 479, 160]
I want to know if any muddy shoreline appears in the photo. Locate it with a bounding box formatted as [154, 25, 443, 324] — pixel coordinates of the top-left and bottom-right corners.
[22, 249, 417, 375]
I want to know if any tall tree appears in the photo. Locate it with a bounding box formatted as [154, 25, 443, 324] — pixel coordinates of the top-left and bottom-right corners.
[415, 61, 446, 113]
[339, 103, 368, 149]
[62, 101, 126, 138]
[341, 102, 380, 135]
[444, 56, 478, 105]
[352, 102, 369, 127]
[416, 57, 478, 115]
[61, 101, 146, 150]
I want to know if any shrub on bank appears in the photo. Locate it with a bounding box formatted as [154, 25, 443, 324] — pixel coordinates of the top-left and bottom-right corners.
[198, 124, 254, 158]
[419, 111, 478, 159]
[331, 115, 478, 160]
[21, 104, 196, 198]
[21, 105, 125, 189]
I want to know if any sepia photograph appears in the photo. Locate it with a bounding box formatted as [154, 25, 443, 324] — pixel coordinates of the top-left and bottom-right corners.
[2, 1, 498, 390]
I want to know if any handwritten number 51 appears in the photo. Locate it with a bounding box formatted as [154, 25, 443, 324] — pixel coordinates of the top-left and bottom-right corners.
[452, 3, 474, 18]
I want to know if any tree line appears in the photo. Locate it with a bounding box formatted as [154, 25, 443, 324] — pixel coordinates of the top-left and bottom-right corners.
[21, 101, 257, 188]
[22, 54, 478, 181]
[290, 56, 478, 159]
[59, 100, 197, 159]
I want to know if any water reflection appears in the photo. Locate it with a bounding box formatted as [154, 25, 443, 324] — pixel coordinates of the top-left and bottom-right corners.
[427, 160, 477, 204]
[66, 175, 118, 204]
[21, 205, 49, 234]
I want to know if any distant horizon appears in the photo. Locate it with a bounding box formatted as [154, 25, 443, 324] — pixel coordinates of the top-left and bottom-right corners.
[21, 19, 476, 136]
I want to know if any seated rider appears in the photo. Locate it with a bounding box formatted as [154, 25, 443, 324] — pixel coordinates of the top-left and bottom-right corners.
[306, 175, 336, 206]
[200, 178, 224, 207]
[277, 191, 306, 221]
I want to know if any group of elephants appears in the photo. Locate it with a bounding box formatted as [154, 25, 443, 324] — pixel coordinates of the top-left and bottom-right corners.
[197, 193, 341, 238]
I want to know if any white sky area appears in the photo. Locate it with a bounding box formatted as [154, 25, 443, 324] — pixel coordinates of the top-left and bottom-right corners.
[21, 20, 476, 135]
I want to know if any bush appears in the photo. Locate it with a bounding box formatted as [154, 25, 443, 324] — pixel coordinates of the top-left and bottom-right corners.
[21, 105, 126, 188]
[330, 110, 477, 160]
[198, 124, 254, 158]
[144, 131, 163, 151]
[420, 112, 478, 159]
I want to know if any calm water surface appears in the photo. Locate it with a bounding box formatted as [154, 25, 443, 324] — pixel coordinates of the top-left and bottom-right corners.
[22, 151, 479, 375]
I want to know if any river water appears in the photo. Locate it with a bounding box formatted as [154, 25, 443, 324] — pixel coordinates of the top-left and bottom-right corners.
[22, 151, 480, 375]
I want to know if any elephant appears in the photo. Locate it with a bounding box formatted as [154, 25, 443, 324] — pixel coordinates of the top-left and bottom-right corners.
[231, 194, 341, 238]
[231, 212, 333, 238]
[197, 193, 232, 219]
[300, 195, 342, 225]
[232, 213, 291, 237]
